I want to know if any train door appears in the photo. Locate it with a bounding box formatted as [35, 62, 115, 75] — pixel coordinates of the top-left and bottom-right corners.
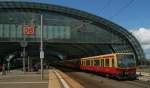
[111, 57, 115, 67]
[94, 59, 100, 66]
[105, 58, 110, 67]
[99, 57, 101, 66]
[114, 54, 118, 67]
[109, 55, 115, 68]
[101, 58, 104, 67]
[91, 58, 95, 66]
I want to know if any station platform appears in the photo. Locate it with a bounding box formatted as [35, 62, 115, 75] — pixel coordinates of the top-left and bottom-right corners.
[0, 68, 83, 88]
[0, 70, 49, 88]
[137, 72, 150, 81]
[48, 69, 84, 88]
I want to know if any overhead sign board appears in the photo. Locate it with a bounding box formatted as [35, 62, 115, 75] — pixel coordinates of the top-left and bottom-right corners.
[23, 26, 35, 35]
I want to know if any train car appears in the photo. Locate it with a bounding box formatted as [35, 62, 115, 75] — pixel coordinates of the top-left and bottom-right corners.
[58, 53, 136, 80]
[80, 53, 136, 79]
[0, 64, 3, 71]
[59, 59, 80, 69]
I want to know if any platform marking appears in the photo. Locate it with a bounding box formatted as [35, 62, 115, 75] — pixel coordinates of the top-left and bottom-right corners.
[54, 70, 70, 88]
[0, 81, 48, 84]
[0, 74, 43, 77]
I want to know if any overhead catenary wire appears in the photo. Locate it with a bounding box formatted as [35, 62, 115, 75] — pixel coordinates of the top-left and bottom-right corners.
[99, 0, 111, 14]
[110, 0, 135, 19]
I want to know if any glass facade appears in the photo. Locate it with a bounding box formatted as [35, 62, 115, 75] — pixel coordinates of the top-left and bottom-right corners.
[0, 1, 145, 62]
[0, 10, 134, 55]
[0, 10, 125, 44]
[0, 24, 69, 39]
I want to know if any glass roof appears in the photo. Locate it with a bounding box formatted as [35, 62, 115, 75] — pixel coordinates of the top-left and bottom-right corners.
[0, 1, 145, 63]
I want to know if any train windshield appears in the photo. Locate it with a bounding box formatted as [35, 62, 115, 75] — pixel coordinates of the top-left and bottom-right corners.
[117, 54, 136, 68]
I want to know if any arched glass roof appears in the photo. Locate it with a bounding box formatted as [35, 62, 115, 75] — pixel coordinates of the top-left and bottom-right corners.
[0, 1, 145, 63]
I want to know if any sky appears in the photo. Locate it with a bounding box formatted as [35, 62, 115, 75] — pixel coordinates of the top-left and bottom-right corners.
[27, 0, 150, 30]
[2, 0, 150, 58]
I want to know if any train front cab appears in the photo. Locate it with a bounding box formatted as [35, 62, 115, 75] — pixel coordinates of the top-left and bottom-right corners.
[115, 53, 137, 80]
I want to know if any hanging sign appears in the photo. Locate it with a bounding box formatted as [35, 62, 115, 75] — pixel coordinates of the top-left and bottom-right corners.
[23, 25, 35, 35]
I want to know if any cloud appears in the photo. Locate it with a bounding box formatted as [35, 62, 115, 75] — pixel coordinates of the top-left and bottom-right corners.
[132, 28, 150, 59]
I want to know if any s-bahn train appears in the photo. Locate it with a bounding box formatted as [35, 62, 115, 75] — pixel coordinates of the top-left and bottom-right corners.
[58, 53, 137, 80]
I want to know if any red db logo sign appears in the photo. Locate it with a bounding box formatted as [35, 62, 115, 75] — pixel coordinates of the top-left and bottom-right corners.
[23, 26, 35, 35]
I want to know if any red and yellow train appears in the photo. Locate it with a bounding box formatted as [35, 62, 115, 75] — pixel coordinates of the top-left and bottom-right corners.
[58, 53, 137, 80]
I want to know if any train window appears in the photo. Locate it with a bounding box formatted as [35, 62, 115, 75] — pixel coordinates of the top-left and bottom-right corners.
[90, 60, 94, 66]
[86, 60, 90, 66]
[105, 59, 109, 67]
[94, 60, 99, 66]
[83, 61, 84, 66]
[112, 59, 114, 67]
[84, 61, 86, 66]
[101, 59, 104, 67]
[82, 61, 84, 65]
[90, 60, 92, 66]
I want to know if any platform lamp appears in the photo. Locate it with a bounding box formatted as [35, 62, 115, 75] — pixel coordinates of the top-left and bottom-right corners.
[40, 14, 44, 80]
[20, 41, 27, 73]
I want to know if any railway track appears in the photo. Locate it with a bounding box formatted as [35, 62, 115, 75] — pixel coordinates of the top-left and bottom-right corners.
[56, 66, 150, 88]
[124, 80, 150, 88]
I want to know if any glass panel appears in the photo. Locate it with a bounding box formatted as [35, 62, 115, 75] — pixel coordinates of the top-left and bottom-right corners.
[117, 54, 135, 68]
[60, 26, 65, 39]
[47, 26, 53, 39]
[57, 26, 61, 39]
[86, 60, 90, 66]
[0, 24, 3, 37]
[43, 26, 47, 39]
[10, 24, 16, 38]
[101, 59, 104, 67]
[94, 60, 100, 66]
[17, 25, 23, 38]
[65, 26, 71, 39]
[53, 26, 57, 39]
[36, 25, 40, 38]
[84, 61, 86, 66]
[3, 24, 10, 38]
[105, 59, 109, 67]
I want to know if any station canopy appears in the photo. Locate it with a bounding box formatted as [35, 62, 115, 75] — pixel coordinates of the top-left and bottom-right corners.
[0, 1, 145, 63]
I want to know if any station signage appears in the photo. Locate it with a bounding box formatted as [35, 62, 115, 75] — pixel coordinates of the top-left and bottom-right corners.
[23, 25, 35, 35]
